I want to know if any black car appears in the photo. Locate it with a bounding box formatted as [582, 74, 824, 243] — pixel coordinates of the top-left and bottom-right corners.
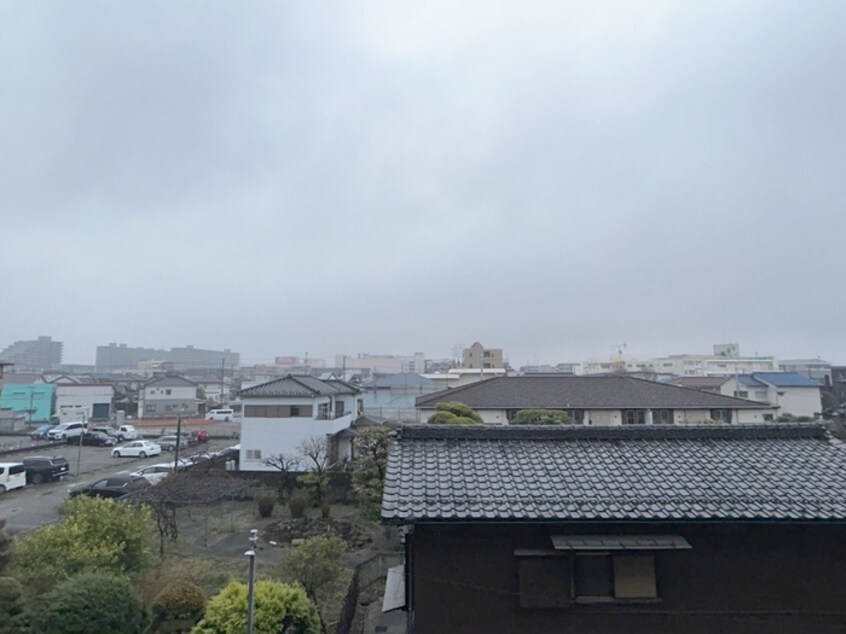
[81, 431, 117, 447]
[22, 456, 70, 484]
[69, 474, 151, 499]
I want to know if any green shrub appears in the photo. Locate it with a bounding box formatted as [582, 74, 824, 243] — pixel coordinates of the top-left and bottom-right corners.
[13, 495, 153, 592]
[288, 489, 309, 519]
[257, 495, 275, 518]
[28, 572, 146, 634]
[511, 409, 573, 425]
[192, 580, 319, 634]
[427, 402, 482, 424]
[149, 581, 206, 633]
[0, 577, 22, 634]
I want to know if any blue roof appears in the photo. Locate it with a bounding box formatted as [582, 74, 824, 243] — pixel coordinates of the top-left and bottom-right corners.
[737, 375, 767, 387]
[753, 372, 822, 387]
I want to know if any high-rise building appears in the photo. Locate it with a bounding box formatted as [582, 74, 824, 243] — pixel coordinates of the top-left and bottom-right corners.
[96, 343, 239, 372]
[0, 336, 63, 371]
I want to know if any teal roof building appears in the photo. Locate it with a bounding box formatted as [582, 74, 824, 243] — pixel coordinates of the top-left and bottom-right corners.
[0, 383, 55, 423]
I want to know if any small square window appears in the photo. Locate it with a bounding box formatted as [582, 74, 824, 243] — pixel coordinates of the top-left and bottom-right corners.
[246, 449, 262, 460]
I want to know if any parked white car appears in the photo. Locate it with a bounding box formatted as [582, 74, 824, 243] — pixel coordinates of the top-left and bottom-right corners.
[47, 422, 85, 442]
[130, 463, 174, 485]
[111, 440, 161, 459]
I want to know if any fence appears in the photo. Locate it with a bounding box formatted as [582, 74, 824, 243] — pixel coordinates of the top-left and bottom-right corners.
[336, 552, 404, 634]
[361, 408, 421, 423]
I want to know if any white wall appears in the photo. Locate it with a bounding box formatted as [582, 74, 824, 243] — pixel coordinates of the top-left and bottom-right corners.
[55, 384, 113, 422]
[144, 385, 197, 401]
[239, 413, 354, 471]
[773, 388, 822, 418]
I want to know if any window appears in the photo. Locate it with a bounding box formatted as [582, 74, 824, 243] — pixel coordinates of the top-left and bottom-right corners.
[623, 410, 646, 425]
[146, 405, 157, 413]
[166, 389, 172, 395]
[710, 409, 732, 422]
[652, 409, 673, 424]
[734, 390, 748, 398]
[246, 449, 262, 460]
[574, 554, 613, 598]
[763, 414, 774, 421]
[516, 553, 658, 607]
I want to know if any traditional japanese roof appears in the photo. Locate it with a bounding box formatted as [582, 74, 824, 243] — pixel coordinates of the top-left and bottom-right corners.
[415, 376, 771, 410]
[144, 375, 197, 388]
[238, 374, 360, 398]
[382, 424, 846, 523]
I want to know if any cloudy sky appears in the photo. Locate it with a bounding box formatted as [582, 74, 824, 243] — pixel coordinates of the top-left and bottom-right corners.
[1, 1, 844, 367]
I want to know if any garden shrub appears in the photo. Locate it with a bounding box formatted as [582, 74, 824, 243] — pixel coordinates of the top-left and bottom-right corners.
[149, 580, 206, 633]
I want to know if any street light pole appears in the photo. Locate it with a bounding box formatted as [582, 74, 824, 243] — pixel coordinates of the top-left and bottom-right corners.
[173, 412, 182, 472]
[245, 528, 258, 634]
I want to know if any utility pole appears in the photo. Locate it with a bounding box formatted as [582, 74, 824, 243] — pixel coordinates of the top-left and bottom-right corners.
[220, 358, 226, 407]
[76, 412, 86, 476]
[245, 528, 258, 634]
[173, 411, 183, 472]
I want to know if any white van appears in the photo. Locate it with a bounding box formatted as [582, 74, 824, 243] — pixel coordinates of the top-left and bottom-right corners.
[206, 408, 235, 422]
[0, 463, 27, 493]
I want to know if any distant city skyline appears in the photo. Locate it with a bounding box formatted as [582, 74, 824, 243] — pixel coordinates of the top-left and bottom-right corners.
[0, 334, 838, 369]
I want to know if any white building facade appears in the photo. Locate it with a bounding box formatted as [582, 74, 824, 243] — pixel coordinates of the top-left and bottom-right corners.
[238, 375, 362, 471]
[55, 383, 114, 422]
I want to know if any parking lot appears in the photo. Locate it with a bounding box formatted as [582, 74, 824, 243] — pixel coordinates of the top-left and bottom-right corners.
[0, 435, 239, 533]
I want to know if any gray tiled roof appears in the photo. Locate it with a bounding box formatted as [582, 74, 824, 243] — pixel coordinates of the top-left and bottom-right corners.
[144, 375, 196, 388]
[415, 376, 770, 409]
[382, 424, 846, 523]
[239, 374, 360, 398]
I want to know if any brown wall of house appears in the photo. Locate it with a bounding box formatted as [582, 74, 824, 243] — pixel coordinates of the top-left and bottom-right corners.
[407, 522, 846, 634]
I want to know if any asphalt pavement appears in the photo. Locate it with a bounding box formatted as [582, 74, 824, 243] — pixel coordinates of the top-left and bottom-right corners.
[0, 437, 239, 534]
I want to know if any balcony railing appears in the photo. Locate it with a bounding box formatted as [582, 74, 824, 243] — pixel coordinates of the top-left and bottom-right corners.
[316, 410, 349, 421]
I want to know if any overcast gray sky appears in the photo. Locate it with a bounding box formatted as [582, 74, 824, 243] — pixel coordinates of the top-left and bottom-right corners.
[1, 1, 844, 367]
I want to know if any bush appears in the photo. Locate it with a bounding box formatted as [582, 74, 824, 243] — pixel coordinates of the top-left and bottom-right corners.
[149, 581, 206, 633]
[13, 495, 153, 592]
[0, 577, 22, 634]
[192, 580, 319, 634]
[288, 489, 309, 519]
[427, 402, 482, 424]
[257, 495, 275, 518]
[512, 409, 573, 425]
[28, 573, 146, 634]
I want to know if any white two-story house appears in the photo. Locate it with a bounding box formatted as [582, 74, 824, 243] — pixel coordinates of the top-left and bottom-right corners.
[140, 375, 200, 418]
[720, 372, 823, 419]
[237, 375, 362, 471]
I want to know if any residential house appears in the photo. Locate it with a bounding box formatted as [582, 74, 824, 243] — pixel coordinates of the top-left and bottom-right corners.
[720, 372, 822, 419]
[415, 376, 775, 425]
[382, 424, 846, 633]
[140, 375, 200, 418]
[779, 358, 832, 386]
[54, 383, 114, 422]
[237, 375, 362, 471]
[0, 383, 55, 423]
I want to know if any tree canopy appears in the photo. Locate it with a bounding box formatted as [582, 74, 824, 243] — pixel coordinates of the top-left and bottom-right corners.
[277, 535, 347, 633]
[351, 426, 392, 520]
[511, 409, 574, 425]
[427, 402, 482, 425]
[13, 496, 152, 590]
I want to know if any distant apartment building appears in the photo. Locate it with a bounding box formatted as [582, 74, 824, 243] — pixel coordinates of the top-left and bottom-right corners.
[0, 336, 62, 371]
[779, 359, 831, 386]
[96, 343, 239, 372]
[336, 352, 426, 375]
[578, 344, 777, 377]
[462, 342, 504, 369]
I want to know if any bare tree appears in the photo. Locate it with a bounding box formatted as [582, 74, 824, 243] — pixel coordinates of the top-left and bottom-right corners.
[264, 452, 301, 499]
[298, 436, 332, 515]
